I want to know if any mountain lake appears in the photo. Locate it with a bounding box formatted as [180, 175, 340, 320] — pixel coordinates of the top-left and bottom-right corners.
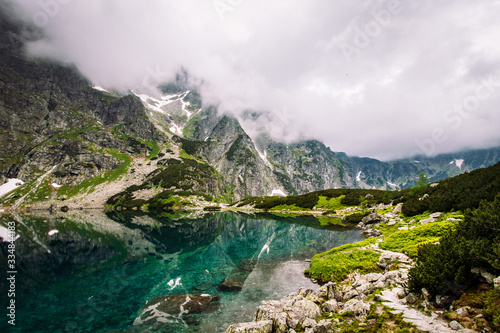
[0, 211, 363, 333]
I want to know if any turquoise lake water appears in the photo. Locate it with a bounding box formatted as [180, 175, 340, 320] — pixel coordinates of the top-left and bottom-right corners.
[0, 211, 363, 332]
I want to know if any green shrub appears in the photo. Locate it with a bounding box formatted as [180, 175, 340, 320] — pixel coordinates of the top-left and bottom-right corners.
[305, 238, 380, 283]
[346, 212, 369, 223]
[403, 162, 500, 216]
[379, 221, 456, 257]
[316, 195, 345, 210]
[409, 195, 500, 294]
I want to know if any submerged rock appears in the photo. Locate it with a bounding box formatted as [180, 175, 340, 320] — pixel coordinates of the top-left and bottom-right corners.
[219, 276, 245, 291]
[134, 294, 221, 326]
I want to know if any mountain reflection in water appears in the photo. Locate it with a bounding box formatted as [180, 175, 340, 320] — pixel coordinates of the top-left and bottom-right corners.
[0, 211, 363, 333]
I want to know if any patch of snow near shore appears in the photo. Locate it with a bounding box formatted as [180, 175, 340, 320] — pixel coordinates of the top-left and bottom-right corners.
[0, 179, 24, 198]
[0, 225, 20, 241]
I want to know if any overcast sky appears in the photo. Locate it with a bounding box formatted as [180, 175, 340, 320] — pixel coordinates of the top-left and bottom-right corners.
[7, 0, 500, 160]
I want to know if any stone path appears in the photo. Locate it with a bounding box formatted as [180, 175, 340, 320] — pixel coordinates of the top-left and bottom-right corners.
[380, 287, 458, 332]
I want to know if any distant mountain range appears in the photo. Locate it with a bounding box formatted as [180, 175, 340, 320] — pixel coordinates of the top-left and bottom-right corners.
[1, 8, 500, 209]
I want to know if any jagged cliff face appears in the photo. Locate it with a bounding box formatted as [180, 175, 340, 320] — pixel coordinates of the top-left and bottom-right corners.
[256, 131, 500, 193]
[182, 114, 285, 199]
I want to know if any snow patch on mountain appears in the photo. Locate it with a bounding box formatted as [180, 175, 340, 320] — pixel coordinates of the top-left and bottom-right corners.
[450, 159, 465, 169]
[250, 138, 273, 169]
[356, 171, 363, 182]
[271, 189, 286, 196]
[92, 86, 109, 93]
[134, 92, 173, 114]
[170, 124, 183, 136]
[133, 90, 200, 137]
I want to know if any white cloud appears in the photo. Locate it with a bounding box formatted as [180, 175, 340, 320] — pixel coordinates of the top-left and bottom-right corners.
[7, 0, 500, 160]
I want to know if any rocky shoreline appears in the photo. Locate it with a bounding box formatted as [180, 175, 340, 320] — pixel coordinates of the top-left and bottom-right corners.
[224, 242, 481, 333]
[223, 215, 500, 333]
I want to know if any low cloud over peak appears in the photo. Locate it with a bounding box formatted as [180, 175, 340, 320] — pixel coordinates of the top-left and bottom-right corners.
[6, 0, 500, 160]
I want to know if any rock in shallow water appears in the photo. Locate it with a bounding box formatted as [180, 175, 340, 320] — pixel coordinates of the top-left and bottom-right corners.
[133, 294, 221, 326]
[219, 276, 245, 291]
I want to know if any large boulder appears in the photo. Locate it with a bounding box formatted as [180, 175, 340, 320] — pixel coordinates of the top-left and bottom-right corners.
[393, 203, 403, 214]
[317, 282, 342, 301]
[363, 228, 381, 238]
[283, 295, 321, 327]
[298, 288, 322, 303]
[313, 320, 335, 333]
[377, 251, 408, 269]
[225, 320, 273, 333]
[323, 299, 339, 313]
[340, 299, 370, 316]
[429, 212, 443, 219]
[255, 301, 288, 333]
[361, 213, 387, 225]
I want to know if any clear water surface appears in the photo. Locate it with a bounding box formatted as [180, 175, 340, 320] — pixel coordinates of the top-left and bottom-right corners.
[0, 211, 363, 333]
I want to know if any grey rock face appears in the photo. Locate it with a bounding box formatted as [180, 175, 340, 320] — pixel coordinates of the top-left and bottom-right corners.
[182, 114, 286, 200]
[322, 299, 339, 313]
[0, 11, 163, 186]
[340, 299, 370, 316]
[393, 203, 404, 214]
[377, 252, 400, 269]
[317, 282, 343, 302]
[448, 320, 463, 331]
